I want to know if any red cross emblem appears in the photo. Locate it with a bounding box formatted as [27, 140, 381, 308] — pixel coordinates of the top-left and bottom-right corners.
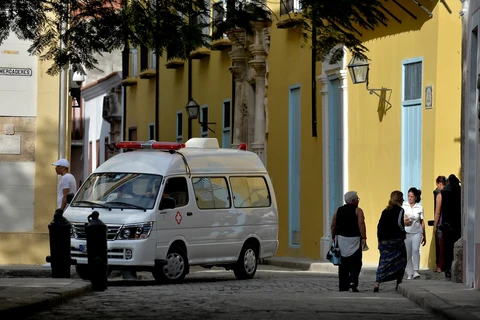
[175, 211, 183, 225]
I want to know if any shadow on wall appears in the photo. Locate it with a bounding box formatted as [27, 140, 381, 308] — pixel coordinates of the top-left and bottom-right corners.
[376, 89, 393, 122]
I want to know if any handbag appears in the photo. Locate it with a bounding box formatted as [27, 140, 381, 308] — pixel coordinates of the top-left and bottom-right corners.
[326, 238, 342, 265]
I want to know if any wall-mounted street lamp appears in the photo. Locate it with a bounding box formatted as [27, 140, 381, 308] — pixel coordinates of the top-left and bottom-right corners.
[185, 98, 216, 137]
[347, 55, 392, 107]
[186, 98, 200, 120]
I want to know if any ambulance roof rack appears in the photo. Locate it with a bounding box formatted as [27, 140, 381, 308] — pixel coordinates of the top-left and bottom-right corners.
[184, 138, 219, 149]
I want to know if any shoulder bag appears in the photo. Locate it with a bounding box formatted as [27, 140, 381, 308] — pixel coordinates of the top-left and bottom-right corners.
[326, 238, 342, 265]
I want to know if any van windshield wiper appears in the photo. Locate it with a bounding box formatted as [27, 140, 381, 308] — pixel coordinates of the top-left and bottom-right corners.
[107, 201, 147, 211]
[72, 200, 110, 209]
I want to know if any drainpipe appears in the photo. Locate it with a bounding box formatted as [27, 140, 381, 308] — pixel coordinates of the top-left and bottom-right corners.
[58, 6, 68, 159]
[311, 15, 317, 137]
[187, 0, 193, 140]
[231, 71, 235, 145]
[122, 47, 129, 141]
[155, 47, 160, 141]
[188, 56, 193, 139]
[121, 0, 129, 141]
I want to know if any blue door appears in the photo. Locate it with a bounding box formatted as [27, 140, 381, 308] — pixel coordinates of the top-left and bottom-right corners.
[289, 85, 301, 247]
[328, 78, 343, 223]
[401, 105, 422, 195]
[401, 59, 423, 195]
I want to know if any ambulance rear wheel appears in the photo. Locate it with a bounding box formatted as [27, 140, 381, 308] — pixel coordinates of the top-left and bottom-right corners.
[153, 246, 188, 283]
[234, 243, 258, 280]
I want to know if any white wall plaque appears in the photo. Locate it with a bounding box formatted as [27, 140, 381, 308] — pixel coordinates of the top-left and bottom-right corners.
[425, 85, 433, 109]
[0, 135, 21, 154]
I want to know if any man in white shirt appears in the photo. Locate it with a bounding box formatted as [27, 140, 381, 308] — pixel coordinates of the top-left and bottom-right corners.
[52, 159, 77, 210]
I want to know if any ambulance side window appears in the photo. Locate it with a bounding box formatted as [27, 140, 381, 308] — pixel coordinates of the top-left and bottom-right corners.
[229, 176, 271, 208]
[163, 177, 189, 208]
[192, 177, 231, 209]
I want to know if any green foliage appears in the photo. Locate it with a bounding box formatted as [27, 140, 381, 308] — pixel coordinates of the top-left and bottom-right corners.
[0, 0, 211, 75]
[213, 0, 388, 62]
[300, 0, 388, 63]
[0, 0, 388, 76]
[211, 0, 271, 40]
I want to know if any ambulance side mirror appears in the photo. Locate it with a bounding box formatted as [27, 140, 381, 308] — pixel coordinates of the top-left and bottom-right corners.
[159, 197, 176, 210]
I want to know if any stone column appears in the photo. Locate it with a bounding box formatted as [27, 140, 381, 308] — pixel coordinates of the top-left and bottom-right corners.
[248, 22, 270, 165]
[227, 29, 249, 148]
[249, 47, 266, 164]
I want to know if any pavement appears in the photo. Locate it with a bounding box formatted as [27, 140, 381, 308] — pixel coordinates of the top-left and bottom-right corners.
[0, 259, 479, 319]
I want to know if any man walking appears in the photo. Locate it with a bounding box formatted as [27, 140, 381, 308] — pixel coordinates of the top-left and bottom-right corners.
[52, 158, 77, 210]
[331, 191, 367, 292]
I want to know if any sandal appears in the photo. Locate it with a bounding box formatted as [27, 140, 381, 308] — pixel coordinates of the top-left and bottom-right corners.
[373, 284, 379, 292]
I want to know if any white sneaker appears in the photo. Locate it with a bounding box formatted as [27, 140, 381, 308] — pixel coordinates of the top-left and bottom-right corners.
[413, 271, 420, 279]
[407, 275, 413, 280]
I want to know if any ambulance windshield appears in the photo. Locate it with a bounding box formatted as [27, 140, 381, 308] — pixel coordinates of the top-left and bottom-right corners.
[71, 173, 163, 210]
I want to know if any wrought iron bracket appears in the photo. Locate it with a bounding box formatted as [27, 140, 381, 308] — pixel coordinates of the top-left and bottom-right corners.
[366, 84, 393, 107]
[199, 121, 216, 134]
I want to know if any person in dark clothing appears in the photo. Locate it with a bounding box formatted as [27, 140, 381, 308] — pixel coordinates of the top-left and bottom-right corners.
[374, 190, 407, 292]
[331, 191, 367, 292]
[434, 174, 461, 278]
[433, 175, 447, 273]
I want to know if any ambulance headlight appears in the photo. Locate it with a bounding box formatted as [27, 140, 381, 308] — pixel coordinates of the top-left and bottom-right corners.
[117, 222, 153, 240]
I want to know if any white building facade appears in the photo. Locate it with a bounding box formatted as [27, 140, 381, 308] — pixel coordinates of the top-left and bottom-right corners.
[81, 72, 123, 181]
[0, 34, 37, 232]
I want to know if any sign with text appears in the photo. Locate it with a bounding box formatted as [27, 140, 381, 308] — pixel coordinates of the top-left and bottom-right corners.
[0, 67, 33, 76]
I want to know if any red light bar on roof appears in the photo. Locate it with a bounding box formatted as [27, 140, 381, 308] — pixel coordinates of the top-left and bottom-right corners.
[115, 141, 185, 150]
[238, 143, 247, 151]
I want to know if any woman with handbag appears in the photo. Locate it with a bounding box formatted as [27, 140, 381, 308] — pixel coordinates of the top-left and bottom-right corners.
[402, 187, 426, 280]
[374, 191, 407, 292]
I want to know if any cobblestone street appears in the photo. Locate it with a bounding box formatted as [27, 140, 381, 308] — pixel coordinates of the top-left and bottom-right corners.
[27, 266, 436, 319]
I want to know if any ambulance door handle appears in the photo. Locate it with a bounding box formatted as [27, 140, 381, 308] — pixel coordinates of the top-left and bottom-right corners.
[187, 212, 193, 216]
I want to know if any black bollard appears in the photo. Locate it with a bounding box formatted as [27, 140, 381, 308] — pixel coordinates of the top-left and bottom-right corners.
[86, 211, 108, 291]
[46, 209, 77, 278]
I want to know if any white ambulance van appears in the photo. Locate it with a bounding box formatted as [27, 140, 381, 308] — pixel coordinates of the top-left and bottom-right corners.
[64, 138, 278, 283]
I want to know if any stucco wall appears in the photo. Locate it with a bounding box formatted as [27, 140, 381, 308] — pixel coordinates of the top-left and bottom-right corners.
[348, 1, 462, 267]
[121, 0, 463, 267]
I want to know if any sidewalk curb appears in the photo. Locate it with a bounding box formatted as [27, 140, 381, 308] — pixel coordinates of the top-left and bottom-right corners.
[0, 281, 92, 318]
[259, 257, 378, 276]
[397, 284, 474, 320]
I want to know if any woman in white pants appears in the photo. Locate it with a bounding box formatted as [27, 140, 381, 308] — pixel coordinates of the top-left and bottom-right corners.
[403, 187, 426, 279]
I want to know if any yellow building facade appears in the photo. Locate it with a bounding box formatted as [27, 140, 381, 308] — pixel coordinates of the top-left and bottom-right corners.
[123, 0, 461, 268]
[346, 1, 461, 268]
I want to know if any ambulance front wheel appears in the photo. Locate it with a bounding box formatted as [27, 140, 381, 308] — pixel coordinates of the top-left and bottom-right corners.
[234, 243, 258, 280]
[153, 246, 189, 283]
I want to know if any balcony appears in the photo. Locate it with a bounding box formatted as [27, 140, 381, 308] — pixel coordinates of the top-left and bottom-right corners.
[165, 59, 185, 69]
[189, 47, 211, 59]
[139, 69, 156, 79]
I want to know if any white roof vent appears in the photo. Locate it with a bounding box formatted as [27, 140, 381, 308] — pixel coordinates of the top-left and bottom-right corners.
[185, 138, 219, 149]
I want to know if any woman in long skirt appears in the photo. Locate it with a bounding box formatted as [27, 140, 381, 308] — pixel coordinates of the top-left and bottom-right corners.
[374, 191, 407, 292]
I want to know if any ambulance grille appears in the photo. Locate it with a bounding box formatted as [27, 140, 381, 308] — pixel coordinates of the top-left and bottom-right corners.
[71, 223, 122, 240]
